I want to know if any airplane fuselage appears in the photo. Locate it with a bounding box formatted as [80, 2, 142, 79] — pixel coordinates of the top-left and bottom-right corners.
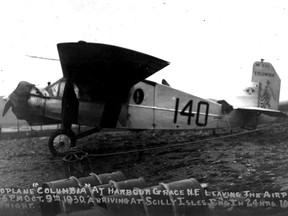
[24, 78, 277, 131]
[3, 42, 285, 156]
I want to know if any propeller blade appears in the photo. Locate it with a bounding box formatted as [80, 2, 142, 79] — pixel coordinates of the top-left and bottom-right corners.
[2, 99, 12, 117]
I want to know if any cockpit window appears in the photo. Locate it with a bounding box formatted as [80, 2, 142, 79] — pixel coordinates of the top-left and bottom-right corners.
[51, 83, 59, 97]
[74, 85, 79, 98]
[45, 79, 79, 98]
[58, 81, 79, 98]
[59, 82, 65, 97]
[30, 86, 47, 97]
[45, 80, 61, 97]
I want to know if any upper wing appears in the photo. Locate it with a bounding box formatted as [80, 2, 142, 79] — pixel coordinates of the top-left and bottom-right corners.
[57, 41, 169, 91]
[57, 41, 169, 128]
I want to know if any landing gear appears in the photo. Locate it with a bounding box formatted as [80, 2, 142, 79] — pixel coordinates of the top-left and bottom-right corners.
[48, 127, 101, 156]
[48, 129, 76, 156]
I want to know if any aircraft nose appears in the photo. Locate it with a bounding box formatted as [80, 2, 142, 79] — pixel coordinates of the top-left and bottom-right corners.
[2, 81, 34, 117]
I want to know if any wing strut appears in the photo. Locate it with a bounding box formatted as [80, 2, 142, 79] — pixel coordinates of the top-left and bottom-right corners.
[61, 79, 79, 130]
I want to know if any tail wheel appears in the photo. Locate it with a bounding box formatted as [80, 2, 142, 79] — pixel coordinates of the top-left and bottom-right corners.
[48, 129, 76, 156]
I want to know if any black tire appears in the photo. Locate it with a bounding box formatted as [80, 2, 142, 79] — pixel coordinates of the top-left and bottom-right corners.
[48, 129, 76, 156]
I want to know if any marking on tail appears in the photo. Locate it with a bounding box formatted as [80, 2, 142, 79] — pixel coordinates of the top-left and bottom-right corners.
[252, 60, 281, 110]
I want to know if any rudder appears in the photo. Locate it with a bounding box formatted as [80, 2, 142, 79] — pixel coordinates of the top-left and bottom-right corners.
[252, 59, 281, 110]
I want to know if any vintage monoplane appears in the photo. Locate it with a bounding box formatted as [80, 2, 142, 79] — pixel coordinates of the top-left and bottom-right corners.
[2, 41, 287, 155]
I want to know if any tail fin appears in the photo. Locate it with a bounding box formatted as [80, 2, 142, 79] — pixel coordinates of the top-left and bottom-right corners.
[252, 59, 281, 110]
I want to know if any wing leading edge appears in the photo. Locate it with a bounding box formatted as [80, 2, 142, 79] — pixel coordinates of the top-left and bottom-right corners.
[57, 41, 169, 89]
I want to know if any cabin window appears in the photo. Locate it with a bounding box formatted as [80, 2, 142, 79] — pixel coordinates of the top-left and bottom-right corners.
[51, 83, 59, 96]
[58, 82, 65, 97]
[74, 85, 79, 98]
[58, 81, 79, 98]
[45, 82, 60, 97]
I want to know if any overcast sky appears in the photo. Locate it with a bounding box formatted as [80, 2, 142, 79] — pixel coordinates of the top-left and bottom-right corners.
[1, 0, 288, 101]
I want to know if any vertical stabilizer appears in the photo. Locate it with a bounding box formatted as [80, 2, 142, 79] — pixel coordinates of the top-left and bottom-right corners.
[252, 60, 281, 110]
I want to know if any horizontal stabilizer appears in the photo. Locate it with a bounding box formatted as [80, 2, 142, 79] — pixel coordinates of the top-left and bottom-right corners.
[235, 107, 287, 118]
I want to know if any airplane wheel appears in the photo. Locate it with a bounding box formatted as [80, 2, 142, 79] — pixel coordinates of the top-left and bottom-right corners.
[48, 129, 76, 156]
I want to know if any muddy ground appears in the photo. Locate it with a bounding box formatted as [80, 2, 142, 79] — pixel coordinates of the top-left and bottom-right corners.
[1, 122, 288, 215]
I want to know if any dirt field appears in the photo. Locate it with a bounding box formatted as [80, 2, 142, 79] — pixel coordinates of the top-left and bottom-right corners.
[1, 122, 288, 215]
